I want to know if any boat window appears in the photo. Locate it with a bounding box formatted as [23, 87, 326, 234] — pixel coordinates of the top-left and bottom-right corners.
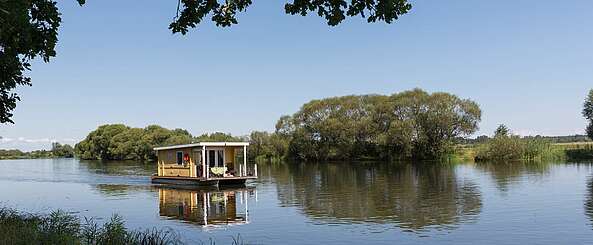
[176, 151, 183, 165]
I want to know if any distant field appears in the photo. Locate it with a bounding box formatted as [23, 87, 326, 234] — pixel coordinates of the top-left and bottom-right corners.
[552, 142, 593, 151]
[552, 142, 593, 146]
[454, 141, 593, 161]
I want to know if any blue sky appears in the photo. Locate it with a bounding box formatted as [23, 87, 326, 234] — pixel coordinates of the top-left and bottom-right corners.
[1, 0, 592, 151]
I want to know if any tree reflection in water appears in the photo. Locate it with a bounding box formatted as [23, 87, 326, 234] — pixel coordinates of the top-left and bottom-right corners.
[474, 161, 550, 193]
[268, 162, 482, 232]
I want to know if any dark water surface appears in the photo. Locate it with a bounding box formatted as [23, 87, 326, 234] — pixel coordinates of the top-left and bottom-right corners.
[1, 159, 593, 244]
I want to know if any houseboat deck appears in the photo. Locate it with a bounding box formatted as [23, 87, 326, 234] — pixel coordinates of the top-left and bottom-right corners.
[151, 175, 256, 186]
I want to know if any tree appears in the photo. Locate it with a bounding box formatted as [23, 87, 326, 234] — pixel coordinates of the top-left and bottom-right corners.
[0, 0, 84, 123]
[494, 124, 510, 137]
[248, 131, 288, 161]
[584, 89, 593, 140]
[51, 142, 74, 158]
[278, 89, 481, 160]
[75, 124, 193, 160]
[1, 0, 411, 124]
[194, 132, 242, 142]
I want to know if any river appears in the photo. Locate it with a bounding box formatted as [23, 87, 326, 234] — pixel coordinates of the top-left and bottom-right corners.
[1, 159, 592, 244]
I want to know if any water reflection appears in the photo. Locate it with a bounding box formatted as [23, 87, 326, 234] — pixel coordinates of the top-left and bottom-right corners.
[157, 187, 254, 227]
[268, 162, 482, 232]
[586, 177, 593, 227]
[79, 160, 156, 176]
[93, 184, 151, 197]
[474, 161, 550, 192]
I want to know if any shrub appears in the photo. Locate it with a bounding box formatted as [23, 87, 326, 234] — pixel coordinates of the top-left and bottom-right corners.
[474, 125, 563, 162]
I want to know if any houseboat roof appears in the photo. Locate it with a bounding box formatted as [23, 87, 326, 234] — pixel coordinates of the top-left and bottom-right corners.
[153, 142, 249, 151]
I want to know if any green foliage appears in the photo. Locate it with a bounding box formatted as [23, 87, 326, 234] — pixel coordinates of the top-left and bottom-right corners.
[0, 0, 65, 123]
[74, 125, 251, 161]
[170, 0, 412, 34]
[474, 125, 564, 162]
[52, 142, 74, 158]
[194, 132, 243, 142]
[75, 124, 193, 161]
[248, 131, 288, 162]
[462, 134, 592, 145]
[494, 124, 509, 137]
[278, 89, 481, 161]
[0, 208, 181, 245]
[584, 89, 593, 140]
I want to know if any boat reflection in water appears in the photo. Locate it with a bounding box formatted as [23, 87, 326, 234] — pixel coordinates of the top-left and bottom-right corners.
[157, 186, 255, 227]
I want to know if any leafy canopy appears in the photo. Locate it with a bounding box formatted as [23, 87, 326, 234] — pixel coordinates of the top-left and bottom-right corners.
[276, 88, 481, 160]
[170, 0, 412, 34]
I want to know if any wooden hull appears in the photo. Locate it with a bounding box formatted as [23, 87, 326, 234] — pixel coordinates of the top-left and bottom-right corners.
[151, 175, 255, 187]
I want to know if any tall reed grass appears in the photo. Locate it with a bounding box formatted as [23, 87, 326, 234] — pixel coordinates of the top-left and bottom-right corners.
[0, 208, 181, 245]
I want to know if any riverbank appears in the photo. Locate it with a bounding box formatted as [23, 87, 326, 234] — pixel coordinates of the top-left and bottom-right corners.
[454, 142, 593, 162]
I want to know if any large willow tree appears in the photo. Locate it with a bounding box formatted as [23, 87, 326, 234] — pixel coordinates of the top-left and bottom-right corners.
[0, 0, 412, 123]
[277, 89, 482, 160]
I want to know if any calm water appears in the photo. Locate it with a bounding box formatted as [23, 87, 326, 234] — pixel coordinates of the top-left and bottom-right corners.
[1, 159, 593, 244]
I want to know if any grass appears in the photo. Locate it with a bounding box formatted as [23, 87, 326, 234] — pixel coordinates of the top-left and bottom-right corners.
[0, 207, 254, 245]
[453, 141, 593, 162]
[0, 208, 181, 245]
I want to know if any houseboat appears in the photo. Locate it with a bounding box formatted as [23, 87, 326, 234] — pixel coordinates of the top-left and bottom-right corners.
[151, 142, 257, 186]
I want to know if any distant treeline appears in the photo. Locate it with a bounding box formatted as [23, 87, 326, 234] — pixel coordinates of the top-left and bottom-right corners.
[0, 143, 74, 160]
[71, 88, 593, 162]
[74, 89, 482, 161]
[74, 124, 243, 161]
[460, 134, 591, 145]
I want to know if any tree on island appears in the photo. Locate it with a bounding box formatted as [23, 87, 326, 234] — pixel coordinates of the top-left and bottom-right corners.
[584, 89, 593, 140]
[276, 88, 482, 160]
[0, 0, 412, 123]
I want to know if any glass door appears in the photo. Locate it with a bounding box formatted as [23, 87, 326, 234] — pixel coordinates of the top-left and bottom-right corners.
[207, 149, 225, 168]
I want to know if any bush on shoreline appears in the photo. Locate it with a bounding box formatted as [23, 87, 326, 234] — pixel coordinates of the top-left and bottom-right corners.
[474, 125, 565, 162]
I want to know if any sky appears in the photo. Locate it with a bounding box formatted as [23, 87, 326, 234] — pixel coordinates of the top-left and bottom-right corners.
[1, 0, 592, 151]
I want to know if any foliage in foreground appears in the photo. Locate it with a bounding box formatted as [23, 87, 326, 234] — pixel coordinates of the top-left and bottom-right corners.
[474, 125, 564, 162]
[0, 208, 181, 245]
